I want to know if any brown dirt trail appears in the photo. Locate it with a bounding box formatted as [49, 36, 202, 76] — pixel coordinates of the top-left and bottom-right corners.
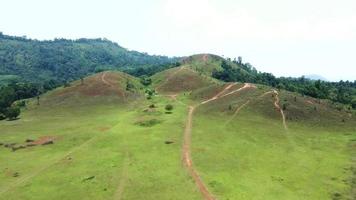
[201, 83, 236, 104]
[182, 106, 216, 200]
[101, 71, 115, 87]
[272, 90, 288, 131]
[182, 83, 255, 200]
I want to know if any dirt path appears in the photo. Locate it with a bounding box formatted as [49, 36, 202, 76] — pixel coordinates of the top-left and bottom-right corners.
[224, 91, 275, 126]
[182, 106, 216, 200]
[219, 83, 256, 99]
[182, 83, 254, 200]
[224, 100, 251, 125]
[114, 151, 130, 200]
[201, 83, 236, 104]
[272, 90, 288, 130]
[102, 71, 115, 87]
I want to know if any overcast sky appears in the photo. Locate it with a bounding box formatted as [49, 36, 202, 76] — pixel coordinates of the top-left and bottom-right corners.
[1, 0, 355, 81]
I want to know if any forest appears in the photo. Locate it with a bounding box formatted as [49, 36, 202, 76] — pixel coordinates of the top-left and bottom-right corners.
[213, 59, 356, 109]
[0, 33, 178, 85]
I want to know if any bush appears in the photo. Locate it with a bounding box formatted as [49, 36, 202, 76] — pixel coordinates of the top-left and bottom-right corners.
[6, 106, 20, 120]
[135, 119, 161, 127]
[140, 77, 152, 86]
[0, 113, 6, 120]
[352, 98, 356, 109]
[165, 104, 173, 113]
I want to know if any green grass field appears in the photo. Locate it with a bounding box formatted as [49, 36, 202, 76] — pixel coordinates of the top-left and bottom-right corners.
[0, 64, 355, 200]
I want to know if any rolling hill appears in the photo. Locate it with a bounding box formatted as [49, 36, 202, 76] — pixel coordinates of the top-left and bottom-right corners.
[0, 55, 355, 200]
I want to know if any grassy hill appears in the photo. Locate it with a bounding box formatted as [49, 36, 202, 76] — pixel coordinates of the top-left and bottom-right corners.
[182, 54, 250, 77]
[0, 58, 355, 200]
[35, 71, 143, 106]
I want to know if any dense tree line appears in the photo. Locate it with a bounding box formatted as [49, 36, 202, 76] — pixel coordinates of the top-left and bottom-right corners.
[0, 33, 178, 85]
[213, 59, 356, 109]
[0, 82, 39, 120]
[123, 62, 181, 77]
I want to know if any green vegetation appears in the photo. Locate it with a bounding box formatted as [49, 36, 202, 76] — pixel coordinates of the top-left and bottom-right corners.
[0, 47, 355, 200]
[165, 104, 173, 113]
[212, 59, 356, 109]
[0, 33, 178, 85]
[5, 106, 20, 120]
[0, 82, 40, 120]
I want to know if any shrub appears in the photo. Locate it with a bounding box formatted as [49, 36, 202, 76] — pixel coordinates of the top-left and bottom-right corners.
[6, 106, 20, 120]
[135, 119, 161, 127]
[126, 81, 135, 91]
[165, 104, 173, 113]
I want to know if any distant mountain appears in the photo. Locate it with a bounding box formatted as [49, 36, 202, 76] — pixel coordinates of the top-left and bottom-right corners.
[304, 74, 328, 81]
[0, 33, 178, 85]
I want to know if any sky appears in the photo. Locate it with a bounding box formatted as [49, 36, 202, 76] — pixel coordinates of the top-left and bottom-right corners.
[0, 0, 355, 81]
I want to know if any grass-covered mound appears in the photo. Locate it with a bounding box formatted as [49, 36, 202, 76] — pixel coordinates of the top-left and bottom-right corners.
[31, 71, 144, 107]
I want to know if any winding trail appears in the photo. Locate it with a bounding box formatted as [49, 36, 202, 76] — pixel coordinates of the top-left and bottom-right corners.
[224, 91, 274, 126]
[182, 106, 215, 200]
[182, 83, 254, 200]
[201, 83, 236, 104]
[101, 71, 115, 87]
[224, 100, 251, 126]
[272, 90, 288, 131]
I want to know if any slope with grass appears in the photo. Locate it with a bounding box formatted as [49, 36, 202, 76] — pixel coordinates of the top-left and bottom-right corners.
[189, 85, 356, 200]
[152, 66, 219, 94]
[0, 71, 201, 200]
[0, 56, 355, 200]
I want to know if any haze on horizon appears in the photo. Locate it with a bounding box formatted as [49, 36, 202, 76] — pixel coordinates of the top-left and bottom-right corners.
[0, 0, 355, 81]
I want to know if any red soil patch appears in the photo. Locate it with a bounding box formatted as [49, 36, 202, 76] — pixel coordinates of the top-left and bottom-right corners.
[97, 127, 111, 132]
[30, 136, 56, 145]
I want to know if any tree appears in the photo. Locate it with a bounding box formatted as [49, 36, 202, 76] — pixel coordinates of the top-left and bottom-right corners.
[238, 56, 242, 64]
[126, 81, 135, 91]
[6, 106, 20, 120]
[352, 98, 356, 109]
[165, 104, 173, 113]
